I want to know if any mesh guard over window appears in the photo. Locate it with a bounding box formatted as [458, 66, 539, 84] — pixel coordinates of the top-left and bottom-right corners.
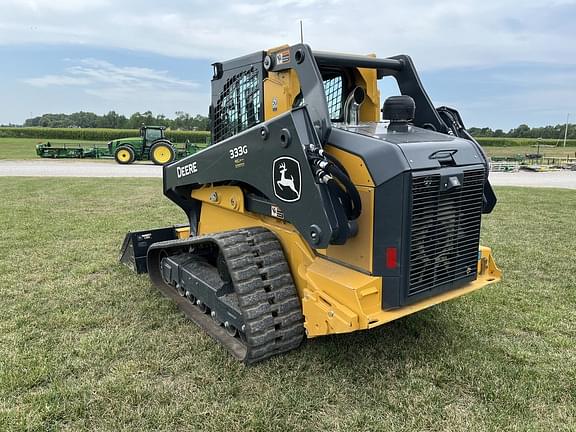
[213, 67, 261, 143]
[323, 76, 343, 121]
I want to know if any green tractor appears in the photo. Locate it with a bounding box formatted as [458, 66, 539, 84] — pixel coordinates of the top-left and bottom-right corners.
[109, 126, 176, 165]
[36, 125, 206, 164]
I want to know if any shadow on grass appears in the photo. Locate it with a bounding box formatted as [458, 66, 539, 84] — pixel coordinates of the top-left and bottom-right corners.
[138, 266, 471, 374]
[301, 310, 470, 365]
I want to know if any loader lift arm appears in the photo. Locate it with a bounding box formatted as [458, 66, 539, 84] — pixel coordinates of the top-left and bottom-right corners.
[163, 106, 353, 248]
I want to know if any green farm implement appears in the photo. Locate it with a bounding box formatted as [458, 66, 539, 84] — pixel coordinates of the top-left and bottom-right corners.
[36, 142, 111, 159]
[36, 126, 206, 165]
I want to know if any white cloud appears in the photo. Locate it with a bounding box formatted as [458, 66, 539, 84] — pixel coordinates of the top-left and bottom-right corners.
[23, 75, 90, 87]
[14, 57, 209, 121]
[23, 58, 198, 91]
[2, 0, 576, 127]
[0, 0, 575, 70]
[21, 58, 203, 117]
[2, 0, 111, 13]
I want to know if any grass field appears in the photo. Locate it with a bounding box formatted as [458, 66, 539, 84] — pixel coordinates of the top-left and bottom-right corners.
[2, 136, 576, 162]
[476, 137, 576, 147]
[1, 178, 574, 431]
[0, 138, 107, 160]
[484, 145, 576, 159]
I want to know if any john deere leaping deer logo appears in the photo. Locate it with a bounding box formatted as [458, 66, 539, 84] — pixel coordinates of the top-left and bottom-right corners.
[277, 163, 297, 193]
[273, 156, 301, 202]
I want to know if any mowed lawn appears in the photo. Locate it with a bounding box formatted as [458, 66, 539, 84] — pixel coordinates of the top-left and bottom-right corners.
[0, 178, 575, 431]
[0, 138, 108, 160]
[483, 145, 576, 159]
[2, 135, 575, 162]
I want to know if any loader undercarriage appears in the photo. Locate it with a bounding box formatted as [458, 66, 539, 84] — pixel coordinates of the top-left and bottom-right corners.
[146, 227, 305, 363]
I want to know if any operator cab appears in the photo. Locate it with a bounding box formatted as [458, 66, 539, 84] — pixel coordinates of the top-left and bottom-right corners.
[140, 126, 165, 143]
[309, 54, 498, 171]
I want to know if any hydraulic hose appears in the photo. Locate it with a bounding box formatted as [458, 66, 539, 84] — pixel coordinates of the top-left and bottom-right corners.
[322, 162, 362, 220]
[326, 178, 353, 217]
[307, 145, 362, 221]
[323, 152, 347, 176]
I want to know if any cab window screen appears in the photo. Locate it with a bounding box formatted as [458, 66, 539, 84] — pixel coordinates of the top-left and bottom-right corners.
[213, 67, 261, 143]
[323, 76, 343, 121]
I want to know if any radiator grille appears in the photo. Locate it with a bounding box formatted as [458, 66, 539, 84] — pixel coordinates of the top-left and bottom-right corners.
[408, 168, 485, 297]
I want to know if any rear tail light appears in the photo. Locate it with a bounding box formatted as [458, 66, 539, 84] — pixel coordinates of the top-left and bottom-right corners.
[386, 247, 398, 269]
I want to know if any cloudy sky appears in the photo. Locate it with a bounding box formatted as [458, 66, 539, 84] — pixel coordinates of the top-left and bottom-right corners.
[0, 0, 575, 129]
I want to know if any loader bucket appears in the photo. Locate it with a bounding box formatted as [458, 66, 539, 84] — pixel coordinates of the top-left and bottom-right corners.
[119, 226, 187, 274]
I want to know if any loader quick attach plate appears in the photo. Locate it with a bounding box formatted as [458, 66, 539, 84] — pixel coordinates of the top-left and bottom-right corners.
[119, 226, 186, 274]
[145, 227, 305, 364]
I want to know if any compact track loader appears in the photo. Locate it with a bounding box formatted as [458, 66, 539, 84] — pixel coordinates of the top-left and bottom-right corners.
[120, 44, 501, 363]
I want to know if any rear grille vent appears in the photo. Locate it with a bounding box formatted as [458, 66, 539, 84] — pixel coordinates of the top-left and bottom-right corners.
[408, 168, 485, 297]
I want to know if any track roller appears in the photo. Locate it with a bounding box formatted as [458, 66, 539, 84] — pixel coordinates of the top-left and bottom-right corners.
[146, 227, 305, 363]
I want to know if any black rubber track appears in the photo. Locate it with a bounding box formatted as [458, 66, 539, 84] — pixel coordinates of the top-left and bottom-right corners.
[147, 227, 305, 364]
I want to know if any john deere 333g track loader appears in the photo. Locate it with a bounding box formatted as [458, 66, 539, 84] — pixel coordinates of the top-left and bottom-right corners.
[120, 44, 501, 363]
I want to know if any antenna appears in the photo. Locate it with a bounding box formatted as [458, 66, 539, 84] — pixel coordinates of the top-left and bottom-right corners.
[300, 20, 304, 43]
[563, 113, 570, 147]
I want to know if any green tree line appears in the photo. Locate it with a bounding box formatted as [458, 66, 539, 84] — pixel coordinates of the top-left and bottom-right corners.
[21, 111, 209, 131]
[469, 123, 576, 140]
[0, 127, 209, 143]
[7, 111, 576, 141]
